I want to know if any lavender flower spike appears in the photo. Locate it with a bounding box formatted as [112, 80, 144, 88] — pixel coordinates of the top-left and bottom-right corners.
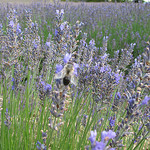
[56, 9, 64, 16]
[87, 130, 116, 150]
[36, 141, 46, 150]
[89, 130, 97, 144]
[73, 63, 79, 76]
[101, 130, 116, 142]
[9, 20, 14, 27]
[63, 53, 72, 63]
[141, 96, 150, 105]
[93, 141, 106, 150]
[56, 64, 63, 73]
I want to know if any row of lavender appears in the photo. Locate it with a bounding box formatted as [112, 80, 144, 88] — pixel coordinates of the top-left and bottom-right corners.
[0, 2, 150, 57]
[0, 3, 150, 150]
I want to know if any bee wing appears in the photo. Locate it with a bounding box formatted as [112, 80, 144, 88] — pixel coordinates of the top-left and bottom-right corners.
[54, 69, 65, 79]
[71, 75, 78, 86]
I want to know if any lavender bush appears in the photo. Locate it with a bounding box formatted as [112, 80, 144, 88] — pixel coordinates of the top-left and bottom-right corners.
[0, 2, 150, 150]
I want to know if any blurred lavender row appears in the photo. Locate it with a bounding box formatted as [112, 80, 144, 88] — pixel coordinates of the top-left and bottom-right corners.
[0, 2, 150, 57]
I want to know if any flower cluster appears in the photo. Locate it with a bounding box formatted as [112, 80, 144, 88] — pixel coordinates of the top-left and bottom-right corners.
[38, 79, 52, 106]
[86, 130, 116, 150]
[36, 130, 47, 150]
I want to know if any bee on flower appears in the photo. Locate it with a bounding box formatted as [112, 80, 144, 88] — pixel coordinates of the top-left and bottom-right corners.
[54, 53, 79, 86]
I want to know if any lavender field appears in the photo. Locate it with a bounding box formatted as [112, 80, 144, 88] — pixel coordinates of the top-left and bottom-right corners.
[0, 2, 150, 150]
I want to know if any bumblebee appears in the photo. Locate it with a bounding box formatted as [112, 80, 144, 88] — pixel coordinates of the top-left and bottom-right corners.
[54, 63, 77, 86]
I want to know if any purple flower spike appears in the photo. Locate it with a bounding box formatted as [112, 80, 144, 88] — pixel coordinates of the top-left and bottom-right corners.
[56, 64, 63, 73]
[116, 92, 121, 99]
[60, 23, 65, 30]
[44, 84, 52, 92]
[55, 29, 58, 36]
[36, 141, 46, 150]
[36, 141, 41, 149]
[89, 130, 97, 144]
[93, 141, 106, 150]
[109, 116, 116, 127]
[0, 23, 2, 28]
[56, 10, 59, 15]
[101, 53, 108, 60]
[74, 63, 79, 76]
[63, 53, 72, 63]
[12, 85, 15, 90]
[17, 23, 21, 33]
[141, 96, 150, 105]
[103, 36, 109, 41]
[101, 130, 116, 142]
[60, 9, 64, 15]
[100, 66, 105, 73]
[41, 81, 45, 87]
[56, 9, 64, 16]
[41, 144, 46, 150]
[9, 20, 14, 27]
[114, 72, 122, 84]
[31, 22, 34, 27]
[89, 39, 95, 46]
[46, 42, 50, 47]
